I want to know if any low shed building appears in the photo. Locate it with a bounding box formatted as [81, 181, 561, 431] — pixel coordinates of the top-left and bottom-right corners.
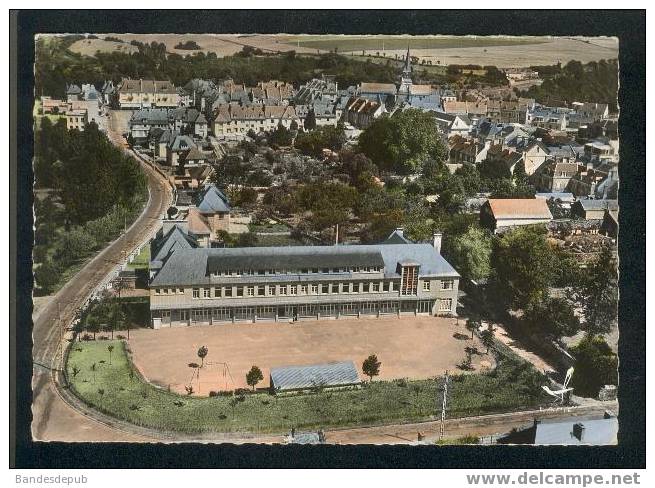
[270, 361, 361, 392]
[480, 198, 553, 233]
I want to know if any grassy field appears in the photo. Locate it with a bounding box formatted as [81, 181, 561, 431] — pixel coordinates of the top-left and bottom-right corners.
[280, 35, 549, 53]
[126, 246, 150, 270]
[66, 340, 547, 434]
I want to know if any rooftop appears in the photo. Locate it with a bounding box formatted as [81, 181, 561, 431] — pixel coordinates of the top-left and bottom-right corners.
[270, 361, 360, 391]
[487, 198, 553, 220]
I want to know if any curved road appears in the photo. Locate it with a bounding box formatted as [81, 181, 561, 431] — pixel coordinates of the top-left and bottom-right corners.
[31, 132, 173, 442]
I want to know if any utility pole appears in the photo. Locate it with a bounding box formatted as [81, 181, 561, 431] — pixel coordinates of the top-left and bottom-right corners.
[439, 370, 449, 441]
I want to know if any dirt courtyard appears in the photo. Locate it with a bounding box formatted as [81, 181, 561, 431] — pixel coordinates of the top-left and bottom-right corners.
[127, 316, 494, 395]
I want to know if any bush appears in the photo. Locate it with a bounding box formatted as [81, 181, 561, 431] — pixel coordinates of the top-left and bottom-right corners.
[569, 335, 617, 398]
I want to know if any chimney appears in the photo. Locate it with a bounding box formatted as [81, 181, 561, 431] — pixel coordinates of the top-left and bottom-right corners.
[395, 227, 404, 238]
[432, 232, 443, 255]
[201, 96, 206, 112]
[572, 423, 585, 442]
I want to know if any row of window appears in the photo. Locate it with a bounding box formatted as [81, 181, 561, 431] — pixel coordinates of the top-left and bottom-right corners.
[155, 299, 453, 322]
[210, 266, 383, 278]
[154, 280, 454, 297]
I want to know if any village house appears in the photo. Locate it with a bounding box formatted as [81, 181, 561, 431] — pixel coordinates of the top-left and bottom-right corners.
[147, 230, 460, 328]
[527, 107, 569, 131]
[432, 112, 472, 137]
[185, 184, 232, 246]
[170, 107, 209, 139]
[212, 104, 303, 139]
[344, 97, 386, 129]
[448, 135, 490, 165]
[571, 199, 619, 221]
[294, 75, 339, 105]
[116, 78, 180, 109]
[40, 96, 69, 115]
[567, 165, 618, 198]
[166, 134, 196, 167]
[65, 108, 88, 131]
[532, 160, 580, 192]
[480, 198, 553, 233]
[66, 83, 82, 102]
[129, 108, 172, 143]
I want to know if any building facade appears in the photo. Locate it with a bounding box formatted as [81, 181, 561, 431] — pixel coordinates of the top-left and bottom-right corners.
[148, 241, 460, 329]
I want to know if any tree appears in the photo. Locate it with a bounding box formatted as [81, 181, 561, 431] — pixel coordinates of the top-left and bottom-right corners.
[479, 327, 495, 354]
[71, 365, 80, 379]
[445, 226, 492, 282]
[235, 232, 258, 247]
[576, 247, 618, 336]
[523, 297, 581, 341]
[34, 259, 61, 294]
[197, 346, 208, 367]
[304, 108, 317, 131]
[107, 344, 115, 365]
[246, 365, 264, 391]
[569, 335, 617, 397]
[86, 314, 100, 340]
[296, 182, 357, 236]
[90, 363, 97, 384]
[465, 318, 479, 339]
[358, 109, 447, 174]
[490, 226, 556, 311]
[362, 354, 381, 382]
[269, 123, 293, 147]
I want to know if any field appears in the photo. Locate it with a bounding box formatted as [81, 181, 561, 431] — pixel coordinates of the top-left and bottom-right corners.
[127, 316, 494, 394]
[281, 35, 549, 52]
[66, 339, 546, 434]
[67, 34, 618, 68]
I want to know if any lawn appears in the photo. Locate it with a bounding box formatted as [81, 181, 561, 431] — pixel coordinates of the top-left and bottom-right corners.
[126, 245, 150, 270]
[66, 340, 547, 434]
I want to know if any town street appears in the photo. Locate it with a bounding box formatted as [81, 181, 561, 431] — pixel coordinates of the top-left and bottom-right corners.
[31, 121, 173, 442]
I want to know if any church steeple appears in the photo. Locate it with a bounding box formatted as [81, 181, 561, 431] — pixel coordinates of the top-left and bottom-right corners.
[399, 45, 413, 95]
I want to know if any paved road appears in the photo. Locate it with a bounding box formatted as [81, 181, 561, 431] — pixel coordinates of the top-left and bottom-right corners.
[31, 129, 173, 442]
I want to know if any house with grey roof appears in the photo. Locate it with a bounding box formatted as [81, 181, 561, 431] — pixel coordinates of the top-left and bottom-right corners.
[148, 236, 460, 328]
[497, 415, 617, 445]
[129, 108, 173, 143]
[166, 134, 196, 167]
[571, 199, 619, 220]
[149, 225, 199, 278]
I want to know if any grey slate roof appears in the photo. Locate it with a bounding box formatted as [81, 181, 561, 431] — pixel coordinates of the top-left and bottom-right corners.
[270, 361, 360, 391]
[150, 243, 459, 286]
[195, 184, 231, 214]
[150, 225, 198, 268]
[578, 199, 619, 211]
[534, 417, 618, 445]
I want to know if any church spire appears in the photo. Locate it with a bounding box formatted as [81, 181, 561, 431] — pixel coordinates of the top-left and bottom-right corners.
[403, 45, 412, 74]
[399, 44, 413, 95]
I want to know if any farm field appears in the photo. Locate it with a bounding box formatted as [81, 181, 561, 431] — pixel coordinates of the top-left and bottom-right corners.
[68, 34, 618, 68]
[66, 339, 546, 434]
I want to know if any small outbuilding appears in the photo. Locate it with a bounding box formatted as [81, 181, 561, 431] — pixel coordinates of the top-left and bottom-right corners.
[270, 361, 361, 392]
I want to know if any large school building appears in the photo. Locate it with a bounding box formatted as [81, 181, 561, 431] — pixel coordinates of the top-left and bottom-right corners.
[148, 229, 460, 329]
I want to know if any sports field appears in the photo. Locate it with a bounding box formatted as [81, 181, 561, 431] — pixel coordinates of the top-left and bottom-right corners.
[127, 316, 494, 395]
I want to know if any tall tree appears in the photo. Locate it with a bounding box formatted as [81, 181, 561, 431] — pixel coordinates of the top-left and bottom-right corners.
[577, 247, 618, 336]
[490, 226, 556, 311]
[358, 109, 447, 174]
[445, 226, 493, 282]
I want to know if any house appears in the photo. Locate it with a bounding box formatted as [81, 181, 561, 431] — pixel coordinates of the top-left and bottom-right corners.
[443, 100, 488, 119]
[571, 101, 610, 121]
[344, 97, 385, 129]
[116, 78, 179, 109]
[527, 108, 568, 131]
[432, 112, 471, 137]
[483, 144, 525, 176]
[65, 109, 87, 131]
[170, 107, 208, 139]
[166, 134, 196, 167]
[178, 145, 214, 168]
[485, 100, 530, 125]
[40, 96, 69, 115]
[150, 129, 176, 161]
[294, 75, 339, 105]
[101, 80, 115, 106]
[533, 160, 580, 192]
[571, 199, 619, 220]
[129, 108, 172, 143]
[66, 83, 82, 102]
[212, 104, 302, 139]
[601, 209, 619, 239]
[448, 135, 490, 165]
[358, 82, 397, 104]
[497, 415, 617, 445]
[480, 199, 553, 233]
[567, 165, 617, 198]
[148, 238, 460, 328]
[183, 184, 232, 246]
